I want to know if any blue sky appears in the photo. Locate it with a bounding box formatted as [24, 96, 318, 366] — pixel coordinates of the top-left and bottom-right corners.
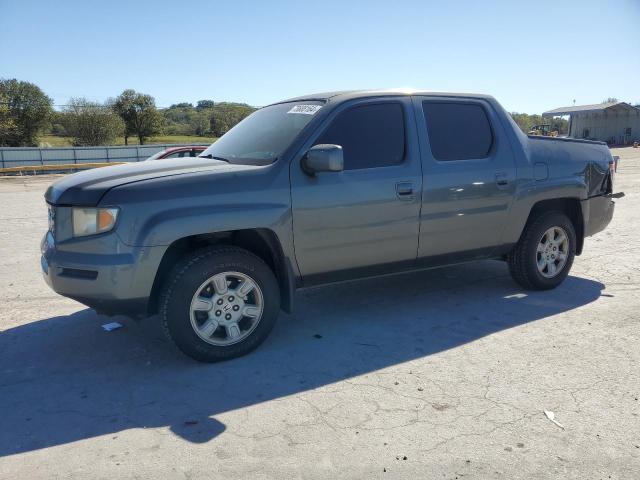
[1, 0, 638, 113]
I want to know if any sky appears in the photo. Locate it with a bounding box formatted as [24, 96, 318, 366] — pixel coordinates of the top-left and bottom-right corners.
[1, 0, 639, 114]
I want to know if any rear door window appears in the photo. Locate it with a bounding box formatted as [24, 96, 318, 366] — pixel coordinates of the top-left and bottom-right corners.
[316, 103, 405, 170]
[422, 102, 493, 161]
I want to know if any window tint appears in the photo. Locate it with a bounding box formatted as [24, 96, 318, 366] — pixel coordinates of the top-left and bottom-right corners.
[163, 151, 184, 159]
[316, 103, 404, 170]
[422, 102, 493, 161]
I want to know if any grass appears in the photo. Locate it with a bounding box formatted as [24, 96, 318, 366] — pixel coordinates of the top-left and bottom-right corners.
[39, 134, 217, 147]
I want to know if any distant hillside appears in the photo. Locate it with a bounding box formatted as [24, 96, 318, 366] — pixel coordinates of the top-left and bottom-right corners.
[162, 102, 256, 137]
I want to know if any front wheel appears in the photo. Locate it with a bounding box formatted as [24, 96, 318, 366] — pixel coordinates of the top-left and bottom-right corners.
[159, 246, 280, 362]
[508, 212, 576, 290]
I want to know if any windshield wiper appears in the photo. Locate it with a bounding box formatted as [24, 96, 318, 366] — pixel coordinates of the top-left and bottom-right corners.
[198, 154, 230, 162]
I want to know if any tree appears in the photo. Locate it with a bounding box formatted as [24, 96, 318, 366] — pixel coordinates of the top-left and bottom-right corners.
[509, 112, 568, 135]
[161, 101, 255, 136]
[190, 111, 210, 136]
[62, 98, 124, 146]
[196, 100, 215, 111]
[0, 78, 53, 146]
[162, 103, 196, 135]
[209, 102, 255, 137]
[0, 91, 16, 144]
[601, 97, 619, 104]
[169, 102, 193, 109]
[112, 89, 163, 145]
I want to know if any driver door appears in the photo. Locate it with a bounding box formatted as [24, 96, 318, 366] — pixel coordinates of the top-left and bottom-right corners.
[290, 97, 423, 285]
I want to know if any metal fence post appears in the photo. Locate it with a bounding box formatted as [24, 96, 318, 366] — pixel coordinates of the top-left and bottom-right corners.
[0, 149, 4, 169]
[39, 148, 44, 166]
[136, 146, 140, 162]
[73, 148, 77, 164]
[106, 147, 110, 163]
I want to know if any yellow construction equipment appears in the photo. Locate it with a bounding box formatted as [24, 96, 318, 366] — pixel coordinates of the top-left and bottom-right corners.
[528, 124, 559, 137]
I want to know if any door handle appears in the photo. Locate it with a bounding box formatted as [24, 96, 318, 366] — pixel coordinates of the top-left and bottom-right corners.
[396, 182, 415, 200]
[495, 172, 509, 188]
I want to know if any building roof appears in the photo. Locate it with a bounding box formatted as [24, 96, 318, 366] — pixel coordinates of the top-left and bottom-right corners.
[543, 102, 640, 117]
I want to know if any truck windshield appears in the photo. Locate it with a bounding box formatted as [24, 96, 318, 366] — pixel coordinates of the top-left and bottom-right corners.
[199, 101, 325, 165]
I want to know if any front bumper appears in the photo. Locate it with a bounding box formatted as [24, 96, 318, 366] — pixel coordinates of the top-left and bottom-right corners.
[41, 231, 167, 316]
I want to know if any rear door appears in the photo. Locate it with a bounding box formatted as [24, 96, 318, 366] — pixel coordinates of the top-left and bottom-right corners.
[412, 96, 517, 262]
[290, 97, 423, 284]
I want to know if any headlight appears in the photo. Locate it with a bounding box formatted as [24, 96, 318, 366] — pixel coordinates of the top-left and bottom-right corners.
[72, 207, 119, 237]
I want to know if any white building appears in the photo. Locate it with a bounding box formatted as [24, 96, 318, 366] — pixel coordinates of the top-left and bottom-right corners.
[543, 102, 640, 145]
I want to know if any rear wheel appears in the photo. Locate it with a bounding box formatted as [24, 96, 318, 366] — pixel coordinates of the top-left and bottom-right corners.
[159, 246, 280, 362]
[508, 212, 576, 290]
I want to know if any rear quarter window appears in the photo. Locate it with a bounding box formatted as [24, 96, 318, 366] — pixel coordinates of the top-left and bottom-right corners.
[422, 102, 493, 161]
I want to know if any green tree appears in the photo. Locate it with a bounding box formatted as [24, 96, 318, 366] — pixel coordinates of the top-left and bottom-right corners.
[0, 91, 17, 144]
[112, 89, 163, 145]
[162, 102, 197, 134]
[602, 97, 619, 104]
[190, 111, 210, 136]
[161, 100, 255, 137]
[196, 100, 215, 111]
[62, 98, 124, 146]
[169, 102, 193, 109]
[0, 78, 53, 146]
[209, 102, 255, 137]
[509, 112, 568, 135]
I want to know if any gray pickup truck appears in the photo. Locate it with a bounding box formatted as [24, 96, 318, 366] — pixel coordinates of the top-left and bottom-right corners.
[42, 90, 619, 361]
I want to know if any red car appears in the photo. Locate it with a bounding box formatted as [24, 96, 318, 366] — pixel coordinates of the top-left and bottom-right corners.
[145, 146, 207, 161]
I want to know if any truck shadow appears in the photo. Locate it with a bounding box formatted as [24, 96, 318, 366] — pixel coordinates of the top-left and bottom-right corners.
[0, 260, 605, 456]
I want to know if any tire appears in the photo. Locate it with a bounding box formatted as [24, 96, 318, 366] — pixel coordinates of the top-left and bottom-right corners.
[159, 245, 280, 362]
[508, 211, 576, 290]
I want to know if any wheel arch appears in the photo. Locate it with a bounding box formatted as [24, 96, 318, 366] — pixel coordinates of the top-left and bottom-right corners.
[522, 197, 584, 255]
[148, 228, 295, 315]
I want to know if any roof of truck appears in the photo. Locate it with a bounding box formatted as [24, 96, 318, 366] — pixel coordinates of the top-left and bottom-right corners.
[273, 89, 495, 105]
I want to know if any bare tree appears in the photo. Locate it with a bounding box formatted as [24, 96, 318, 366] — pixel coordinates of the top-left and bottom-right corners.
[62, 98, 124, 146]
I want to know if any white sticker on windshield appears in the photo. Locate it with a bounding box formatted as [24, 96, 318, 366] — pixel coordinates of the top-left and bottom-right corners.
[287, 104, 322, 115]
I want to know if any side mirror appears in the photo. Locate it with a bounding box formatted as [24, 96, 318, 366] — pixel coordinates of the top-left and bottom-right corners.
[302, 144, 344, 175]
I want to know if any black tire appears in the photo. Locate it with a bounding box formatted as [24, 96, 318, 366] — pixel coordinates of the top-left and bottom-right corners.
[508, 211, 576, 290]
[159, 245, 280, 362]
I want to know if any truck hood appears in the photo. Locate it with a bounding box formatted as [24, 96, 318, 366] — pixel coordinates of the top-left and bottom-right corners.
[45, 157, 240, 206]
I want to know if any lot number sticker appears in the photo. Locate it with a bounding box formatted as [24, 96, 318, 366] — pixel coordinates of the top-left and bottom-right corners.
[287, 104, 322, 115]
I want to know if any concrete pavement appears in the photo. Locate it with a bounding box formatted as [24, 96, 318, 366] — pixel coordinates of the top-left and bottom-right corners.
[0, 148, 638, 479]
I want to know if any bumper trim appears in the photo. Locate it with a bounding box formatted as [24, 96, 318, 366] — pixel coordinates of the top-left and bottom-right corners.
[41, 231, 168, 317]
[605, 192, 625, 199]
[59, 267, 98, 280]
[67, 296, 149, 317]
